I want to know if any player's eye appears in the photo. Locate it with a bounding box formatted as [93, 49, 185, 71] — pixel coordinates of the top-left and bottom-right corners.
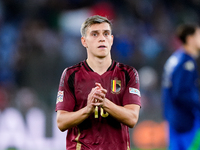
[92, 33, 98, 36]
[104, 32, 110, 36]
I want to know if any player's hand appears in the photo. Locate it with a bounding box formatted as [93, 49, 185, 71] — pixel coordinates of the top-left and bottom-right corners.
[93, 83, 107, 107]
[86, 86, 99, 114]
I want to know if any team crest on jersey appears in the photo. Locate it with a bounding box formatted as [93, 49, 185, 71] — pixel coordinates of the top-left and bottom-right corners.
[56, 91, 64, 103]
[111, 79, 121, 93]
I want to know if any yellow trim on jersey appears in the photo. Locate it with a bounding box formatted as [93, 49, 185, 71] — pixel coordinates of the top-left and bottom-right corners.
[76, 143, 81, 150]
[113, 80, 116, 92]
[75, 128, 81, 150]
[127, 141, 130, 150]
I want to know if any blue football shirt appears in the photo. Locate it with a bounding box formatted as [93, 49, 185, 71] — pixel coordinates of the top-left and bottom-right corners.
[162, 49, 200, 132]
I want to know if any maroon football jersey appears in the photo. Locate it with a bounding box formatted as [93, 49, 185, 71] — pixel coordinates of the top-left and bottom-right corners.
[56, 60, 141, 150]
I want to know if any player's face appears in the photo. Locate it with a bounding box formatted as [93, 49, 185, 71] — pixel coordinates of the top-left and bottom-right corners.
[81, 22, 114, 58]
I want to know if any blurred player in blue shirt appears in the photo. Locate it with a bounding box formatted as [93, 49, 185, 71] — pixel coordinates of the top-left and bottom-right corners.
[162, 24, 200, 150]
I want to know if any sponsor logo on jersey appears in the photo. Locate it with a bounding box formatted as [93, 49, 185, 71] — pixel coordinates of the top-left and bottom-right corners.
[129, 87, 141, 97]
[111, 79, 121, 93]
[56, 91, 64, 103]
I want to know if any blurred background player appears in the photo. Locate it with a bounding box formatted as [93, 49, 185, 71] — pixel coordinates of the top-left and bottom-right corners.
[55, 15, 141, 150]
[162, 24, 200, 150]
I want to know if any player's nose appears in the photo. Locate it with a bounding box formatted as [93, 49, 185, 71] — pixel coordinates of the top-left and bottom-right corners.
[98, 34, 106, 42]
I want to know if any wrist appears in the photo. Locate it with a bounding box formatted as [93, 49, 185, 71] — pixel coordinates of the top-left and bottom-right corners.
[101, 98, 109, 109]
[83, 105, 93, 116]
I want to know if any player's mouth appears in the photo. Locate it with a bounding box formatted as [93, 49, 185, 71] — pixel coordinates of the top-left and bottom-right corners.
[98, 45, 106, 48]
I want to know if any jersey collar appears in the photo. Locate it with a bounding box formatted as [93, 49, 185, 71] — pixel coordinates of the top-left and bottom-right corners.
[83, 60, 116, 72]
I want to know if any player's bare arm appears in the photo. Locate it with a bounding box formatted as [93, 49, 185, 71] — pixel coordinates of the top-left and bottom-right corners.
[93, 83, 140, 128]
[103, 101, 140, 128]
[57, 87, 101, 132]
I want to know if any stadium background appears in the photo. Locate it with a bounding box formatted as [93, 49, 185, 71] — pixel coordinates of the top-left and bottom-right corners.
[0, 0, 200, 149]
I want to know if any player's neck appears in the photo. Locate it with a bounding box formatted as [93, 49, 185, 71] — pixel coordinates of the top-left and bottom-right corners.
[86, 57, 112, 75]
[183, 45, 199, 58]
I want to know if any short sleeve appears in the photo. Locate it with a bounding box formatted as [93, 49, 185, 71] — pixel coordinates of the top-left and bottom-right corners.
[122, 68, 141, 106]
[55, 68, 76, 112]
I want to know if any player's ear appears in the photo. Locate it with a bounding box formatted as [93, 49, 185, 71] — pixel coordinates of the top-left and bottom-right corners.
[111, 35, 114, 46]
[81, 36, 87, 48]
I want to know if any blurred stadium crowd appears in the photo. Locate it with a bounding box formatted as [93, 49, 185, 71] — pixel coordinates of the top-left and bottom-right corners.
[0, 0, 200, 149]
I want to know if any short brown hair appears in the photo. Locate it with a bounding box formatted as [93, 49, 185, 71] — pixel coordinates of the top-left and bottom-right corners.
[176, 23, 199, 44]
[80, 15, 112, 37]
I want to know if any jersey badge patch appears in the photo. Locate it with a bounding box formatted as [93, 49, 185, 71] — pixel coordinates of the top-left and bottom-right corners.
[184, 60, 195, 71]
[111, 79, 121, 93]
[129, 87, 141, 97]
[56, 91, 64, 103]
